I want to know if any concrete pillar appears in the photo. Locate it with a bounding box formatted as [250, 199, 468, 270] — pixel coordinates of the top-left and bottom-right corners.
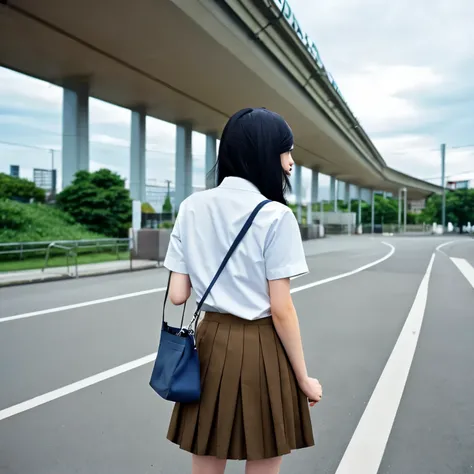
[175, 123, 193, 210]
[294, 165, 302, 223]
[334, 180, 339, 212]
[205, 133, 217, 189]
[358, 186, 362, 227]
[344, 182, 350, 206]
[311, 169, 319, 204]
[371, 189, 375, 234]
[330, 176, 337, 212]
[309, 169, 318, 225]
[130, 108, 147, 202]
[62, 80, 89, 188]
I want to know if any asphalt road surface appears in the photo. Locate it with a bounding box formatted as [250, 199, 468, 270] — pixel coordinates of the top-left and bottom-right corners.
[0, 236, 473, 474]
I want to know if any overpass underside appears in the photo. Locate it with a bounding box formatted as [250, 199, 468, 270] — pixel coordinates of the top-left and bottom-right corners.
[0, 0, 441, 200]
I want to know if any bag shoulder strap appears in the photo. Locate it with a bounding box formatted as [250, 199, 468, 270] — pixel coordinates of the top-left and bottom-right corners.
[195, 199, 271, 316]
[162, 199, 271, 330]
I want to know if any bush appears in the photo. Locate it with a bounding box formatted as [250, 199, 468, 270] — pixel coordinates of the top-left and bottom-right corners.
[142, 202, 156, 213]
[0, 173, 46, 203]
[56, 169, 132, 237]
[0, 199, 104, 243]
[159, 221, 173, 229]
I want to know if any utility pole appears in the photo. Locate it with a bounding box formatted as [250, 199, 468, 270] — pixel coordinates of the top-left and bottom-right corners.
[50, 149, 56, 198]
[165, 179, 171, 198]
[441, 143, 446, 230]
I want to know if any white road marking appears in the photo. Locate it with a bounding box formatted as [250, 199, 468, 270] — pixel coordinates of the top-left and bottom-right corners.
[0, 288, 166, 323]
[291, 242, 395, 294]
[0, 242, 396, 420]
[334, 253, 435, 474]
[436, 240, 455, 252]
[0, 353, 157, 422]
[450, 258, 474, 289]
[1, 242, 395, 323]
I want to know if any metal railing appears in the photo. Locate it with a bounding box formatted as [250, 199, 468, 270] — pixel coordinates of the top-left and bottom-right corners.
[0, 239, 131, 276]
[43, 242, 78, 277]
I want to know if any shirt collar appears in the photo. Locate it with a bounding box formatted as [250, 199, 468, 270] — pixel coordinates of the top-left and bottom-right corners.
[218, 177, 261, 194]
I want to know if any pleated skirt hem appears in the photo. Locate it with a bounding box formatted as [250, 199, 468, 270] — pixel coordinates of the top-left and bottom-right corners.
[166, 312, 315, 461]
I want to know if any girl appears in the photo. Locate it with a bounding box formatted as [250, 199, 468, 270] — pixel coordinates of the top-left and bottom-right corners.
[164, 107, 322, 474]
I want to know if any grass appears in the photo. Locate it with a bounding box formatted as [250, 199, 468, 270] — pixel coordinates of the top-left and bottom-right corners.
[0, 251, 130, 272]
[0, 199, 106, 243]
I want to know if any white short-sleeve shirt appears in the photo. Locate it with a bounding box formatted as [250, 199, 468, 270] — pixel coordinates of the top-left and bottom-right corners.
[164, 177, 308, 320]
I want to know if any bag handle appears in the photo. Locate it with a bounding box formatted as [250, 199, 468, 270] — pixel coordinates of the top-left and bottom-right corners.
[162, 272, 186, 327]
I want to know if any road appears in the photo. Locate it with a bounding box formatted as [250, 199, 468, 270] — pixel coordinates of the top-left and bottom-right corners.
[0, 236, 473, 474]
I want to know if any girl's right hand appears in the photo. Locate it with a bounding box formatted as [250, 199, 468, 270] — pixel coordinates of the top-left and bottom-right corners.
[299, 376, 323, 407]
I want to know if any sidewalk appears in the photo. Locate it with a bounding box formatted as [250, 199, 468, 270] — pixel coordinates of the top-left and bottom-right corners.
[0, 259, 158, 287]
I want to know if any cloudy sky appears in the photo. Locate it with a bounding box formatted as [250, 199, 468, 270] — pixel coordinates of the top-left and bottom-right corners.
[1, 0, 473, 199]
[289, 0, 474, 184]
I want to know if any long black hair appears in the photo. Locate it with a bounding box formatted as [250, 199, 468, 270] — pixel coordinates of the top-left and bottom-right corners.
[212, 107, 293, 205]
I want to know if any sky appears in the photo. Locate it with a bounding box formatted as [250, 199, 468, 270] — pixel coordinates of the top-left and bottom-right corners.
[1, 0, 473, 201]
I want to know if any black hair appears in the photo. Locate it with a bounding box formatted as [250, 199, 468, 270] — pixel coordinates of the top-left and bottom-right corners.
[211, 107, 293, 205]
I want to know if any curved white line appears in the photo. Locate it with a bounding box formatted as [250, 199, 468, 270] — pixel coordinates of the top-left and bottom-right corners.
[1, 242, 396, 323]
[291, 242, 395, 294]
[0, 242, 397, 420]
[436, 240, 455, 252]
[0, 288, 166, 323]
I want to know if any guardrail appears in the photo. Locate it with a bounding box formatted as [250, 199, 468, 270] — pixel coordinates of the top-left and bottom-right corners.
[0, 238, 131, 276]
[42, 242, 78, 277]
[0, 238, 131, 258]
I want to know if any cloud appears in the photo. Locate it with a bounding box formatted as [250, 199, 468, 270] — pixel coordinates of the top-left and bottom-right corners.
[288, 0, 474, 180]
[336, 65, 443, 134]
[0, 68, 209, 191]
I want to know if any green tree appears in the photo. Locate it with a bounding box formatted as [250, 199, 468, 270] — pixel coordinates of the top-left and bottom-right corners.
[56, 169, 132, 237]
[348, 195, 399, 225]
[421, 189, 474, 231]
[162, 195, 172, 213]
[0, 173, 45, 203]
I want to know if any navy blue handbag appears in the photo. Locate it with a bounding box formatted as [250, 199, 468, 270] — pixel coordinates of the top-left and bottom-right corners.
[149, 199, 271, 403]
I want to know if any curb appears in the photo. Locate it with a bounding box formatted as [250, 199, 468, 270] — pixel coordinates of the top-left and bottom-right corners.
[0, 263, 160, 288]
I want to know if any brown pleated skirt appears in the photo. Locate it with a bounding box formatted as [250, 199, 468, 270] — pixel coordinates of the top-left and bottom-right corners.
[167, 312, 314, 461]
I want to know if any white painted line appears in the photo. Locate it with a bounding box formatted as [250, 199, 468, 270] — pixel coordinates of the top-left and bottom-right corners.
[291, 242, 395, 294]
[450, 258, 474, 289]
[1, 242, 395, 323]
[0, 242, 396, 420]
[334, 253, 435, 474]
[0, 288, 166, 323]
[436, 240, 455, 252]
[0, 353, 157, 422]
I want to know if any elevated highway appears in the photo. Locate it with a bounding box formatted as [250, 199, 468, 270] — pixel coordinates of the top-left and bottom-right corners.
[0, 0, 442, 200]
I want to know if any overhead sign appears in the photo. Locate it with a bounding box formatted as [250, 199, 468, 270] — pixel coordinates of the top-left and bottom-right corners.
[272, 0, 346, 104]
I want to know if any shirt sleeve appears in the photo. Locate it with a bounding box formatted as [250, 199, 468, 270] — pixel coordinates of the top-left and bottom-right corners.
[264, 208, 309, 280]
[164, 211, 188, 274]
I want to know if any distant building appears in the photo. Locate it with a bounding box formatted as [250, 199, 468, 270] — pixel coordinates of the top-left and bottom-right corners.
[447, 179, 473, 190]
[145, 184, 205, 212]
[408, 199, 426, 214]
